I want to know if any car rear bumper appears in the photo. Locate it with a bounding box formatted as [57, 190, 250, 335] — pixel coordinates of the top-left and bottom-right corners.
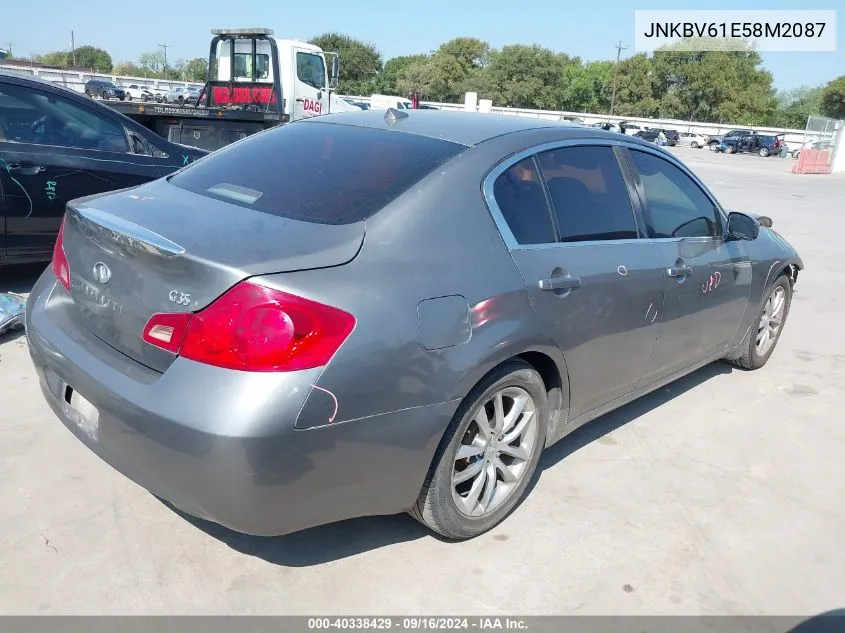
[25, 270, 458, 536]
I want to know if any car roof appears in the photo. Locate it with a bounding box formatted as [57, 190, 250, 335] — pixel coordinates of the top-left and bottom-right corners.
[300, 109, 634, 147]
[1, 70, 90, 97]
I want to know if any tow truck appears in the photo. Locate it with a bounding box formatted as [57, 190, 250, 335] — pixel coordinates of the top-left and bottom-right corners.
[102, 28, 345, 151]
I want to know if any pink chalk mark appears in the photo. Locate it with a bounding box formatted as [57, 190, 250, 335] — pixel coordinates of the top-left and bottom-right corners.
[310, 384, 339, 423]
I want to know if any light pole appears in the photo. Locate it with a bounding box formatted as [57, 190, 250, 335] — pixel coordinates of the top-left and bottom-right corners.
[609, 40, 627, 116]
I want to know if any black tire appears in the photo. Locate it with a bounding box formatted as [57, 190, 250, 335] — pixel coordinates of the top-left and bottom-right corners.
[85, 89, 93, 97]
[177, 96, 185, 105]
[727, 275, 792, 370]
[726, 145, 736, 154]
[691, 141, 699, 148]
[409, 360, 548, 540]
[127, 94, 132, 101]
[709, 141, 719, 151]
[759, 147, 769, 157]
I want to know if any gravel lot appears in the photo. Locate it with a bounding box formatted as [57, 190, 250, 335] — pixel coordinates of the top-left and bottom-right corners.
[1, 147, 844, 616]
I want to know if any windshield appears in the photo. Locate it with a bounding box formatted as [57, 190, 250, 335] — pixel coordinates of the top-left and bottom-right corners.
[169, 121, 466, 225]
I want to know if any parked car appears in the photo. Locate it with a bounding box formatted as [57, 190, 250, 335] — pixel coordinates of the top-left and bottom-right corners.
[26, 110, 803, 540]
[719, 133, 785, 157]
[165, 85, 202, 105]
[84, 79, 126, 101]
[634, 129, 660, 143]
[619, 121, 643, 135]
[123, 84, 154, 101]
[0, 71, 208, 264]
[657, 128, 679, 146]
[707, 129, 752, 150]
[678, 132, 708, 148]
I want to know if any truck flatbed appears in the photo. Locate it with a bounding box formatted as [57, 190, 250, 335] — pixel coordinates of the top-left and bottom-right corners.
[103, 99, 284, 151]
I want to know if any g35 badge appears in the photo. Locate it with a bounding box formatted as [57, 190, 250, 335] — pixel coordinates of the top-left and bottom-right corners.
[169, 290, 192, 306]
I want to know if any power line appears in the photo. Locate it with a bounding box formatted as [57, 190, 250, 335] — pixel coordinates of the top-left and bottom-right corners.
[609, 40, 627, 116]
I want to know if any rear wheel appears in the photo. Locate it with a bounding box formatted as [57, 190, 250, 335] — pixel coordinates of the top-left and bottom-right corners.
[759, 147, 770, 157]
[177, 96, 185, 105]
[410, 361, 548, 540]
[728, 275, 792, 370]
[691, 141, 699, 148]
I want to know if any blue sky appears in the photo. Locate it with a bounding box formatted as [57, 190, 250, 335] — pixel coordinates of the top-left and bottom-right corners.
[2, 0, 842, 90]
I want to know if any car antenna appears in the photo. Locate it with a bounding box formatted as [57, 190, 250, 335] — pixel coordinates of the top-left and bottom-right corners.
[384, 108, 410, 126]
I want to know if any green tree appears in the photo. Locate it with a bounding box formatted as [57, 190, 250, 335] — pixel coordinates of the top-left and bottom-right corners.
[113, 61, 144, 77]
[651, 47, 775, 124]
[769, 86, 824, 128]
[138, 50, 166, 76]
[478, 45, 576, 109]
[309, 32, 382, 95]
[608, 54, 658, 117]
[183, 57, 208, 82]
[35, 51, 70, 67]
[563, 61, 613, 113]
[73, 45, 113, 72]
[375, 54, 428, 94]
[820, 76, 845, 119]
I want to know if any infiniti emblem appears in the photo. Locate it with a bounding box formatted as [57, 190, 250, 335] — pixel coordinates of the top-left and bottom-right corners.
[92, 262, 111, 285]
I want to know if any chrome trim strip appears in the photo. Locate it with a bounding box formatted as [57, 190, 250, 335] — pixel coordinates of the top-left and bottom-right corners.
[70, 205, 186, 258]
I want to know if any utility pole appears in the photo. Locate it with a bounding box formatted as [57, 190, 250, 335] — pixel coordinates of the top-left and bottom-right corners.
[158, 43, 170, 77]
[609, 40, 627, 116]
[70, 30, 76, 66]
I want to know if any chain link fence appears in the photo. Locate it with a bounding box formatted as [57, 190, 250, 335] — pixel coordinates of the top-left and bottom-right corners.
[793, 114, 841, 174]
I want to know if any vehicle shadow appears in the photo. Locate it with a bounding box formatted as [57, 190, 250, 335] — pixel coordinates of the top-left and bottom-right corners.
[532, 361, 734, 484]
[1, 263, 46, 295]
[786, 610, 845, 633]
[174, 361, 735, 567]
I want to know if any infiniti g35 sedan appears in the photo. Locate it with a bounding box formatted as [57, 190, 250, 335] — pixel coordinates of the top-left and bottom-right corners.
[26, 110, 804, 540]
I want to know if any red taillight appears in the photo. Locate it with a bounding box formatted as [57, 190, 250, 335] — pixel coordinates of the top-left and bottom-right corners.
[142, 281, 356, 372]
[52, 216, 71, 291]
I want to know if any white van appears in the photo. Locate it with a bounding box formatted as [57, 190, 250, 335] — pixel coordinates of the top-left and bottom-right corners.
[369, 94, 413, 110]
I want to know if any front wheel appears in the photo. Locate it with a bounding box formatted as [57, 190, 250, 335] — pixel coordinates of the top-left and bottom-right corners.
[691, 141, 699, 148]
[759, 147, 770, 157]
[410, 361, 548, 540]
[728, 275, 792, 370]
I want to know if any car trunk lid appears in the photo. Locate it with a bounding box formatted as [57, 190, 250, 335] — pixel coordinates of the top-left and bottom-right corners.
[61, 180, 364, 373]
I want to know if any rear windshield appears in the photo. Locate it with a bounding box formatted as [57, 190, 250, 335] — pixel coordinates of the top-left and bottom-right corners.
[168, 121, 466, 225]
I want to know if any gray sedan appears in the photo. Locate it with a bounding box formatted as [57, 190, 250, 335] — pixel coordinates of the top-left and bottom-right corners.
[26, 110, 804, 540]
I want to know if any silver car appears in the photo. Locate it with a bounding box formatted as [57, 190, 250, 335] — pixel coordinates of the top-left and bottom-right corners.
[26, 111, 804, 540]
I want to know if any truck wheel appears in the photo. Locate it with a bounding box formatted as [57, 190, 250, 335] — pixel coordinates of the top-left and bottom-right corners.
[410, 360, 548, 540]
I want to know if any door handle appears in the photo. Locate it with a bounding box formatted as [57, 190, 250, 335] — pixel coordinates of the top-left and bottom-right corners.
[539, 276, 582, 291]
[667, 266, 692, 278]
[7, 163, 46, 175]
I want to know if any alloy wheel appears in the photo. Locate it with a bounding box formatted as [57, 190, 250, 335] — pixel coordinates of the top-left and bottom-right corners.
[756, 286, 786, 356]
[451, 387, 538, 517]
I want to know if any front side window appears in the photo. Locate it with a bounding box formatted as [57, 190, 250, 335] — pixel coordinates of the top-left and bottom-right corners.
[0, 83, 128, 152]
[169, 121, 465, 225]
[628, 149, 719, 239]
[296, 52, 326, 89]
[491, 158, 556, 245]
[537, 146, 639, 242]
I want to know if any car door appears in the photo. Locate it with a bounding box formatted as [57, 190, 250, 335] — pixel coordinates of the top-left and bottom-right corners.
[0, 80, 163, 259]
[486, 142, 665, 418]
[622, 147, 753, 385]
[293, 48, 328, 119]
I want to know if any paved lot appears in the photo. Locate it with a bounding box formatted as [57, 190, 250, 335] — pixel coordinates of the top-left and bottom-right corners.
[1, 148, 844, 615]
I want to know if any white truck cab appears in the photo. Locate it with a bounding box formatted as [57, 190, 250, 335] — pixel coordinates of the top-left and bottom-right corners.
[209, 28, 343, 122]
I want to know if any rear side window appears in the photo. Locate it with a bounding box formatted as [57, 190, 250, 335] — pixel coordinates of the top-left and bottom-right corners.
[537, 146, 639, 242]
[492, 158, 556, 245]
[169, 121, 466, 224]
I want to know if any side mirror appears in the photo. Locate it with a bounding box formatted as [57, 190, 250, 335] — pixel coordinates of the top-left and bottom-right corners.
[726, 212, 759, 241]
[329, 57, 340, 89]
